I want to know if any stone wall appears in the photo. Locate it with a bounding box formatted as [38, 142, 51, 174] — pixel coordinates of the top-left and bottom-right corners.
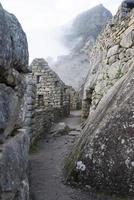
[33, 108, 63, 140]
[31, 58, 70, 117]
[82, 0, 134, 119]
[66, 86, 82, 110]
[65, 1, 134, 196]
[24, 74, 36, 140]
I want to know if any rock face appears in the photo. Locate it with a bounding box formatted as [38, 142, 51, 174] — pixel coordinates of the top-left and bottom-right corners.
[0, 4, 30, 200]
[64, 4, 112, 50]
[65, 1, 134, 196]
[0, 3, 28, 143]
[52, 4, 112, 90]
[0, 132, 30, 200]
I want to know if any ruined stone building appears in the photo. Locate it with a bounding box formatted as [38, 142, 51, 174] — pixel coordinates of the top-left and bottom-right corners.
[66, 86, 82, 110]
[31, 58, 70, 116]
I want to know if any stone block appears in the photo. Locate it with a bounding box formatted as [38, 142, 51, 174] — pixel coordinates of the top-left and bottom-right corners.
[107, 45, 119, 58]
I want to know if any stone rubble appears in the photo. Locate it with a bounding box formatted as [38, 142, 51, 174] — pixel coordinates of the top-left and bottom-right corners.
[50, 122, 70, 136]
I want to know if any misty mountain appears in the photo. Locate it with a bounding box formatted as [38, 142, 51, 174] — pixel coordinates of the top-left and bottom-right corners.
[51, 4, 112, 90]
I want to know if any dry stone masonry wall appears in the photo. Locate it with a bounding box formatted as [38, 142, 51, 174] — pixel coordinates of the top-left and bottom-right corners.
[82, 0, 134, 119]
[31, 58, 70, 117]
[24, 73, 37, 141]
[66, 86, 82, 110]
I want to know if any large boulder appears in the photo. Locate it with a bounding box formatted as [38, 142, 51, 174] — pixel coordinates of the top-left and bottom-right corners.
[0, 4, 28, 76]
[0, 84, 18, 140]
[0, 132, 30, 200]
[0, 4, 29, 142]
[65, 65, 134, 195]
[65, 2, 134, 196]
[0, 3, 30, 200]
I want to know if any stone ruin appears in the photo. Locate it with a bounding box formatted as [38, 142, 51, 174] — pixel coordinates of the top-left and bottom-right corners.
[31, 58, 82, 114]
[31, 58, 70, 116]
[66, 86, 82, 110]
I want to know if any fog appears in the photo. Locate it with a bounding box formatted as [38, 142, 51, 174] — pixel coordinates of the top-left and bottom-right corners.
[1, 0, 122, 62]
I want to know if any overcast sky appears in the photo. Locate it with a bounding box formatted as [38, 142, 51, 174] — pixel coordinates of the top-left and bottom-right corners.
[1, 0, 122, 62]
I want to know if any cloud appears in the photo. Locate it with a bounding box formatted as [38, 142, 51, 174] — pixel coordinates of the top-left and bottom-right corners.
[1, 0, 122, 61]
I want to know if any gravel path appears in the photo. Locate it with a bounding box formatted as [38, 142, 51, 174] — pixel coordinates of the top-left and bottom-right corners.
[29, 111, 91, 200]
[29, 111, 113, 200]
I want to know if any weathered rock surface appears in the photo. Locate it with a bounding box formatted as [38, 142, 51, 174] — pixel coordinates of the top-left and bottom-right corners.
[0, 4, 28, 81]
[52, 4, 112, 90]
[0, 132, 30, 200]
[0, 4, 29, 142]
[65, 1, 134, 196]
[0, 3, 30, 200]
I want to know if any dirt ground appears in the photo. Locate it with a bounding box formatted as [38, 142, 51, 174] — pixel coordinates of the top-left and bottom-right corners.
[29, 111, 113, 200]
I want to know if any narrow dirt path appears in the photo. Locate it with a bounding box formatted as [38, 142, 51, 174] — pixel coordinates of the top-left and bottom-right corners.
[29, 111, 106, 200]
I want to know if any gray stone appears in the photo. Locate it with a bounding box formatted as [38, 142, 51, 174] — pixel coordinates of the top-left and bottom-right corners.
[66, 66, 134, 195]
[126, 48, 134, 57]
[50, 122, 70, 136]
[4, 10, 29, 73]
[0, 133, 30, 200]
[107, 45, 119, 58]
[119, 51, 125, 60]
[107, 60, 121, 79]
[108, 55, 116, 65]
[0, 5, 28, 84]
[0, 84, 19, 142]
[120, 29, 134, 48]
[0, 4, 30, 200]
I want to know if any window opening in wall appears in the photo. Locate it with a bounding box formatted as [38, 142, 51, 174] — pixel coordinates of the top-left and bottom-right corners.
[55, 81, 58, 87]
[37, 75, 41, 84]
[60, 91, 63, 106]
[64, 88, 67, 92]
[38, 95, 44, 106]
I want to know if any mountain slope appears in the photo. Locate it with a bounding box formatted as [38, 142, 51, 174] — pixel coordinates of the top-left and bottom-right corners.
[52, 4, 112, 90]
